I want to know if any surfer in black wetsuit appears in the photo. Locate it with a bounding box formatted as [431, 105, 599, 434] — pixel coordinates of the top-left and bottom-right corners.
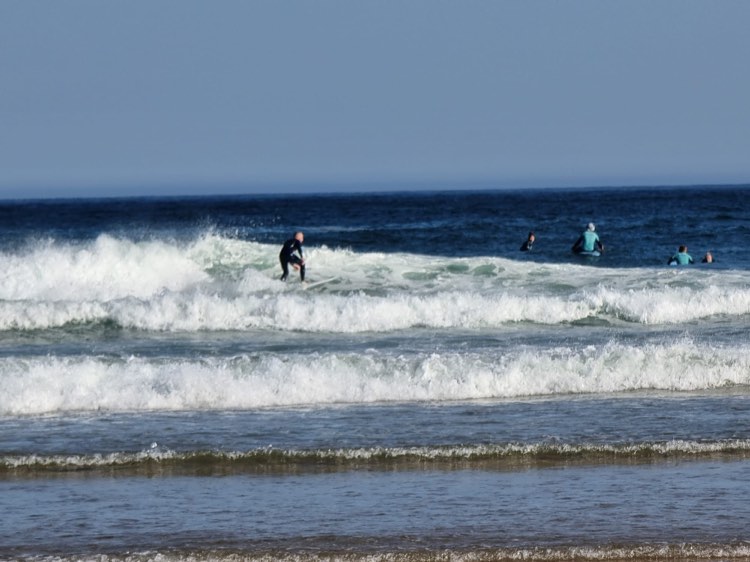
[279, 231, 305, 282]
[520, 231, 535, 251]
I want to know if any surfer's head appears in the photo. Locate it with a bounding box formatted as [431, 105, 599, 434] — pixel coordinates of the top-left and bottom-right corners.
[587, 223, 595, 232]
[294, 231, 304, 243]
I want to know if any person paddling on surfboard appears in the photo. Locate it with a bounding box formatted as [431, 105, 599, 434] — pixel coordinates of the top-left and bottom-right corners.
[668, 245, 693, 266]
[279, 231, 305, 282]
[572, 223, 604, 255]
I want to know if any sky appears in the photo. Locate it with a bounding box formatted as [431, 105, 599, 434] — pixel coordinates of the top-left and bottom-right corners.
[1, 0, 749, 199]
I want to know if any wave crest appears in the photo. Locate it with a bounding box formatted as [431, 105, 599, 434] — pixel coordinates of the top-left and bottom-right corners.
[2, 341, 749, 415]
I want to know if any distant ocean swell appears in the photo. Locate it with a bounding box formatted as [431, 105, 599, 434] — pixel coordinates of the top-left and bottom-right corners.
[5, 440, 750, 476]
[3, 341, 750, 415]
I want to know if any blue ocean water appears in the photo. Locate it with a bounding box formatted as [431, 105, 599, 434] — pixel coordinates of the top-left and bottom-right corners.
[1, 185, 750, 561]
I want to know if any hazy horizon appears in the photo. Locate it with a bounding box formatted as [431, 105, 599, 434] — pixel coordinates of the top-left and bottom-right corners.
[2, 179, 748, 204]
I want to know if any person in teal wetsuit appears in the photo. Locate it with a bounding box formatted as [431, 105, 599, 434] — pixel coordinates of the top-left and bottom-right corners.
[572, 223, 604, 254]
[668, 245, 694, 266]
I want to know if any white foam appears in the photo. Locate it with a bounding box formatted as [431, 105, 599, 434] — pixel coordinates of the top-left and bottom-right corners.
[1, 234, 749, 331]
[0, 234, 209, 301]
[591, 284, 750, 324]
[2, 282, 749, 332]
[3, 340, 750, 415]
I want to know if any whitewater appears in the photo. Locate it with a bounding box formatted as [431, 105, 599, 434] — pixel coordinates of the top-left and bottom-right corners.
[1, 233, 749, 331]
[1, 232, 749, 418]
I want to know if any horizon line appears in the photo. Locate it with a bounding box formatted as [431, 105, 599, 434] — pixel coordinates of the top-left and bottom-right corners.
[0, 179, 749, 203]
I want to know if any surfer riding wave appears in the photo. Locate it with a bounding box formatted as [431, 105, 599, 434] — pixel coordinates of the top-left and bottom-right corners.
[279, 231, 305, 282]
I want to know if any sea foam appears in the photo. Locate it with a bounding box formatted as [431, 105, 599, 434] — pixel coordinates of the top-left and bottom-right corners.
[2, 340, 749, 415]
[0, 234, 748, 332]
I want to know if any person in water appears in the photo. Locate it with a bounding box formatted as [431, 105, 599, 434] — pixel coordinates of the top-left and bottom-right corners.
[701, 251, 714, 263]
[668, 245, 694, 265]
[571, 223, 604, 254]
[520, 231, 535, 251]
[279, 231, 305, 281]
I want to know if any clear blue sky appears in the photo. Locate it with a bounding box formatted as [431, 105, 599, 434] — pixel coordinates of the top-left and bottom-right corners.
[2, 1, 749, 199]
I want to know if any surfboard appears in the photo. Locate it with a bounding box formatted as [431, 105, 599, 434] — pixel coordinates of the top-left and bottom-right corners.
[302, 277, 337, 290]
[574, 250, 601, 258]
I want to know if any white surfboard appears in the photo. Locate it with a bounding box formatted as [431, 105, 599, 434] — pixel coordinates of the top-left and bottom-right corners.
[302, 277, 338, 290]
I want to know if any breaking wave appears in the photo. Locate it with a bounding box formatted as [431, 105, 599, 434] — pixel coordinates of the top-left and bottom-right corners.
[0, 233, 749, 332]
[3, 340, 750, 416]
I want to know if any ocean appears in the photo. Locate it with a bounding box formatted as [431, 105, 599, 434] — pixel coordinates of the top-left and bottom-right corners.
[2, 185, 750, 561]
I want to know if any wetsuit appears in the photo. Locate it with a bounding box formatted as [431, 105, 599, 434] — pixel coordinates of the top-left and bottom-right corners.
[572, 231, 602, 253]
[279, 237, 305, 281]
[668, 251, 693, 265]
